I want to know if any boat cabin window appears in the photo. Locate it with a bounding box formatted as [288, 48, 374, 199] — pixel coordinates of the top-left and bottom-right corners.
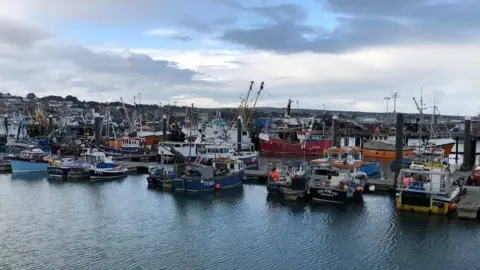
[21, 152, 44, 159]
[230, 163, 235, 170]
[215, 162, 228, 170]
[313, 168, 339, 177]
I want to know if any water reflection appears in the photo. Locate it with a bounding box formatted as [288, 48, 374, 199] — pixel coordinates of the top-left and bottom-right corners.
[1, 173, 480, 269]
[266, 194, 308, 215]
[11, 172, 48, 181]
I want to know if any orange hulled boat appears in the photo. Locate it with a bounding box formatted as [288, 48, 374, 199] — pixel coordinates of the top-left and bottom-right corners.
[362, 137, 415, 159]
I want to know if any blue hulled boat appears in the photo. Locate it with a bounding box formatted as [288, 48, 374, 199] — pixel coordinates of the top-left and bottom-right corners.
[10, 148, 50, 173]
[173, 158, 245, 192]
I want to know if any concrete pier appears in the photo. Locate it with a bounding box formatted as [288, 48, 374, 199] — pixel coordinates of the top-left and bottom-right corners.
[457, 186, 480, 220]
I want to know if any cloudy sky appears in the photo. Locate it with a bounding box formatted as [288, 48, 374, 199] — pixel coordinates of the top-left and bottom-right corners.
[0, 0, 479, 115]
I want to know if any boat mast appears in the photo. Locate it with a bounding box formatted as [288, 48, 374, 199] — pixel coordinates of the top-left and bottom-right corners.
[242, 81, 254, 122]
[188, 103, 193, 159]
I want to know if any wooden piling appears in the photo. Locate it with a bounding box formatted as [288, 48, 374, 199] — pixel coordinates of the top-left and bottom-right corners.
[455, 136, 459, 164]
[94, 116, 102, 146]
[237, 117, 242, 152]
[394, 113, 404, 190]
[462, 118, 472, 170]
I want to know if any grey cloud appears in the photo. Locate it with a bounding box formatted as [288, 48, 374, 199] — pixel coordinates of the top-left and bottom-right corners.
[0, 17, 51, 46]
[217, 0, 480, 53]
[169, 34, 192, 42]
[179, 16, 237, 34]
[0, 20, 213, 100]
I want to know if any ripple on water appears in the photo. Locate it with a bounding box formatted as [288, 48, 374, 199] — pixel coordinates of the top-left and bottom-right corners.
[1, 174, 480, 269]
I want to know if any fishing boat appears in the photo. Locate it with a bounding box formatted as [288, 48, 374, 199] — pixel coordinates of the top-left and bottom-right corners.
[259, 132, 332, 156]
[306, 162, 366, 204]
[10, 148, 50, 173]
[173, 158, 245, 192]
[47, 157, 91, 179]
[105, 137, 145, 154]
[266, 161, 309, 201]
[362, 136, 416, 159]
[90, 163, 128, 180]
[395, 169, 462, 215]
[147, 166, 177, 189]
[199, 144, 259, 169]
[311, 146, 380, 176]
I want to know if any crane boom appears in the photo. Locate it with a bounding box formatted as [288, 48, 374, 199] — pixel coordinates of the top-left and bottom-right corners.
[120, 97, 132, 129]
[245, 81, 264, 126]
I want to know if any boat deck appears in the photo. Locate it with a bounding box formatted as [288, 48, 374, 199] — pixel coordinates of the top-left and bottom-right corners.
[115, 161, 172, 174]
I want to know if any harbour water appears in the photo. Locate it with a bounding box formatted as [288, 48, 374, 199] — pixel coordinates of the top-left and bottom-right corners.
[1, 167, 479, 270]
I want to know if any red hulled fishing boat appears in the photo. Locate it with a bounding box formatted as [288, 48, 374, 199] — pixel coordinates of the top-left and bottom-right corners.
[259, 132, 332, 155]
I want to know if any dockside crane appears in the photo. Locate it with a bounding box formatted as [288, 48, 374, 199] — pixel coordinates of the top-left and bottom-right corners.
[232, 81, 254, 125]
[245, 81, 264, 127]
[120, 97, 133, 130]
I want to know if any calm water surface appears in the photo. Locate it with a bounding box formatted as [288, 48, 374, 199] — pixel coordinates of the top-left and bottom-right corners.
[1, 171, 479, 270]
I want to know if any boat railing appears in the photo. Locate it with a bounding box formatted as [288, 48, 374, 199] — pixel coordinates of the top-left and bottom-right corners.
[396, 169, 455, 195]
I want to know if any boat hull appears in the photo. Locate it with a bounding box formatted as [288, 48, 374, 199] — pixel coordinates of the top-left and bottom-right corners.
[99, 145, 140, 155]
[260, 138, 332, 155]
[90, 168, 128, 180]
[362, 148, 415, 159]
[47, 166, 71, 178]
[147, 176, 174, 188]
[359, 162, 380, 176]
[11, 158, 49, 173]
[437, 142, 455, 158]
[0, 162, 11, 171]
[267, 183, 307, 201]
[395, 191, 459, 215]
[173, 170, 244, 192]
[309, 187, 362, 204]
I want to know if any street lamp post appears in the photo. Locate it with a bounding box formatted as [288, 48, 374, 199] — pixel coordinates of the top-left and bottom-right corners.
[384, 96, 391, 113]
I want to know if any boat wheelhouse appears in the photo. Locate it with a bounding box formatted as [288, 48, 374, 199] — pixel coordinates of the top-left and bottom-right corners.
[200, 144, 259, 169]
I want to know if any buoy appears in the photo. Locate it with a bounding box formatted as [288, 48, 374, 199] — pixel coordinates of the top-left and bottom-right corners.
[215, 184, 221, 190]
[449, 203, 457, 212]
[355, 186, 364, 193]
[369, 185, 375, 192]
